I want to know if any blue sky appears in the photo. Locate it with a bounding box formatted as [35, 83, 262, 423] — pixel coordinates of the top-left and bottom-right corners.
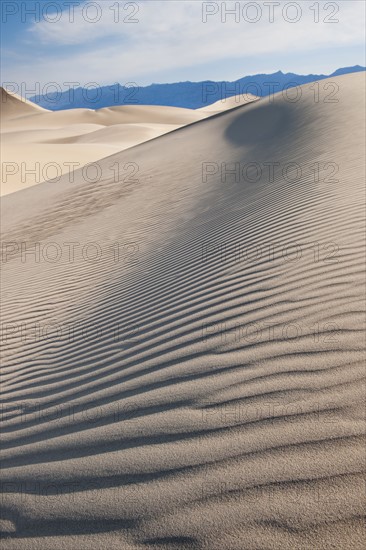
[1, 0, 365, 95]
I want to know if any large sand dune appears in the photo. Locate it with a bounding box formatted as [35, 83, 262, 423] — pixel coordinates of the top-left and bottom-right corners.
[0, 73, 365, 549]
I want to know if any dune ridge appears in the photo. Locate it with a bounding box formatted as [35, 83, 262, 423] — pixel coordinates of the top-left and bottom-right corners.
[0, 88, 48, 119]
[0, 73, 365, 549]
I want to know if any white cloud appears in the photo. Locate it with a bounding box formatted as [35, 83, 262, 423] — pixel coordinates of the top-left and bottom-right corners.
[4, 1, 366, 88]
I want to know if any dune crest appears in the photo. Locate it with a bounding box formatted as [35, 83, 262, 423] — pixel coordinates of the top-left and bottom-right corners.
[0, 87, 48, 119]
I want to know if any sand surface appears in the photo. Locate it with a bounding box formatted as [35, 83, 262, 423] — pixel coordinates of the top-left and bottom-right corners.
[0, 73, 365, 549]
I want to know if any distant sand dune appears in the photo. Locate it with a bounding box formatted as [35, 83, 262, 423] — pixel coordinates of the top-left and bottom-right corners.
[0, 95, 206, 195]
[1, 91, 259, 196]
[0, 74, 365, 549]
[0, 87, 48, 119]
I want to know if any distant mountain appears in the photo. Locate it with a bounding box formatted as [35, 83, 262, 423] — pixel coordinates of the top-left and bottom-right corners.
[30, 66, 365, 111]
[330, 65, 365, 77]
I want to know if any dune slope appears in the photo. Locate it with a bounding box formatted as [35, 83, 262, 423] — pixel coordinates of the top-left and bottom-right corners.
[0, 87, 48, 119]
[0, 73, 365, 549]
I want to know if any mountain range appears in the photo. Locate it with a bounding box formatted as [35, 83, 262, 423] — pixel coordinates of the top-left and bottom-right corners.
[30, 65, 365, 111]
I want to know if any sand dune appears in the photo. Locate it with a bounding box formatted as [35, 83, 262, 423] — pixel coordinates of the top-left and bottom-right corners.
[0, 87, 48, 119]
[1, 90, 260, 196]
[0, 91, 213, 196]
[0, 73, 365, 549]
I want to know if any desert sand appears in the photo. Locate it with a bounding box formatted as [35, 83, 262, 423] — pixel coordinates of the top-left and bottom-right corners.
[1, 89, 259, 196]
[0, 73, 365, 549]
